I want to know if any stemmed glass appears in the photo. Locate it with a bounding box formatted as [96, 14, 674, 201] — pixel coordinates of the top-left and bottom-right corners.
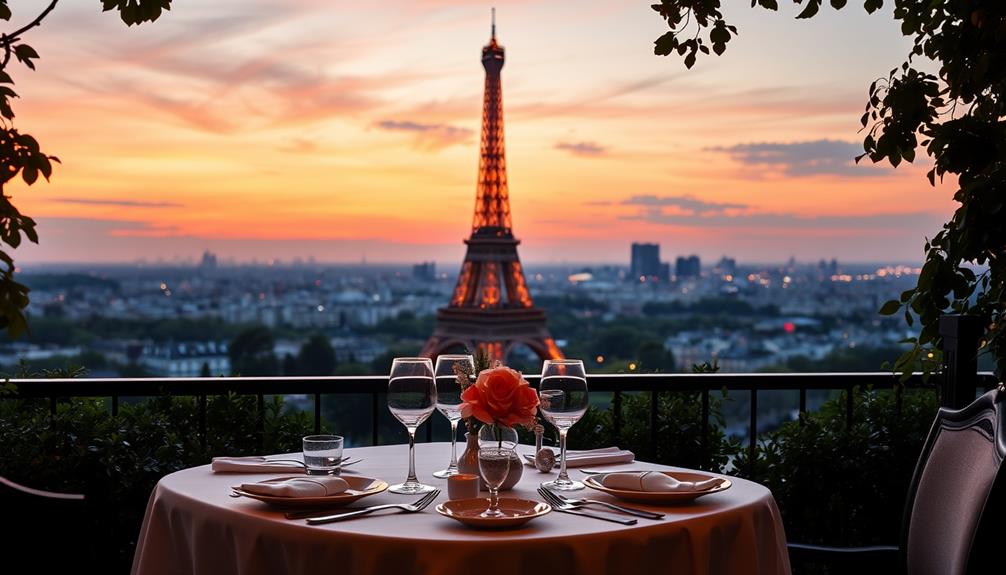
[478, 427, 517, 518]
[538, 359, 588, 491]
[432, 354, 474, 479]
[387, 357, 437, 494]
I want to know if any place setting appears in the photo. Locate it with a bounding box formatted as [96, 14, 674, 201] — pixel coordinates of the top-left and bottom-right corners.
[429, 355, 667, 528]
[579, 470, 731, 504]
[213, 435, 362, 474]
[223, 433, 384, 510]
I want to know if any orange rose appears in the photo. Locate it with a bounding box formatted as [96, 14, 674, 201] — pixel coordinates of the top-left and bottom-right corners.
[460, 366, 539, 429]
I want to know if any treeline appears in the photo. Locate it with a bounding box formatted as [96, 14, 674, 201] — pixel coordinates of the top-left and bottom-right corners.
[642, 297, 780, 317]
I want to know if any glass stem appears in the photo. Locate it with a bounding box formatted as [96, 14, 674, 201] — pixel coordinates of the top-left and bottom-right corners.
[407, 426, 418, 483]
[448, 419, 459, 467]
[558, 428, 570, 482]
[489, 486, 499, 512]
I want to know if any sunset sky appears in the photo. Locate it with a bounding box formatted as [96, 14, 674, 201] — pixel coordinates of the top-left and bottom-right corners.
[7, 0, 955, 265]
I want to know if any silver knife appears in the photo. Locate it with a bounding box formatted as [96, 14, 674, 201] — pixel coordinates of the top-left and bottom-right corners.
[550, 506, 637, 525]
[573, 498, 664, 519]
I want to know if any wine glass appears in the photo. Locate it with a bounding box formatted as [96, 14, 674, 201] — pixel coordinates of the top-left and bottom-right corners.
[478, 445, 512, 518]
[387, 357, 437, 494]
[538, 359, 588, 491]
[432, 354, 474, 478]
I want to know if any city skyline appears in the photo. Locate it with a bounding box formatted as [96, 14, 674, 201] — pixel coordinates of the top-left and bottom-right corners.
[7, 1, 954, 265]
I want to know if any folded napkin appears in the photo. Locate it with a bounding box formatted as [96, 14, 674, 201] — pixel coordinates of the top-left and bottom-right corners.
[523, 446, 635, 468]
[238, 477, 349, 498]
[211, 456, 304, 474]
[601, 471, 724, 492]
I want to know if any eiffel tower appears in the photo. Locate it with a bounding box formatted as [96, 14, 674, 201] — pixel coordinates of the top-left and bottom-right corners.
[422, 12, 562, 363]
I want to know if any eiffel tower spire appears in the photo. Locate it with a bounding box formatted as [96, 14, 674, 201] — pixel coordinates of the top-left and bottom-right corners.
[422, 13, 562, 363]
[471, 6, 510, 237]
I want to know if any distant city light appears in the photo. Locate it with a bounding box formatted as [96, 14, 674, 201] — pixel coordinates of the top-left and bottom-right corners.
[782, 276, 792, 284]
[595, 355, 604, 363]
[927, 352, 935, 359]
[159, 283, 167, 290]
[568, 272, 593, 283]
[783, 322, 795, 334]
[317, 305, 325, 312]
[628, 362, 637, 371]
[874, 265, 921, 278]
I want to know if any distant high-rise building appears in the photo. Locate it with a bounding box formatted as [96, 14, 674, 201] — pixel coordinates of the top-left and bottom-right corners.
[714, 256, 737, 276]
[199, 250, 218, 271]
[675, 255, 701, 278]
[630, 243, 662, 280]
[818, 258, 839, 276]
[412, 261, 436, 281]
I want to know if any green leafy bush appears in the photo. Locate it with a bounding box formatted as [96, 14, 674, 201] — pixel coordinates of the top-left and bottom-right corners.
[609, 391, 740, 472]
[734, 387, 936, 546]
[0, 393, 316, 572]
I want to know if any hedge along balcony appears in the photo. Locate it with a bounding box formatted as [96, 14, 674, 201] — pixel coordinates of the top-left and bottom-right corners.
[7, 371, 999, 475]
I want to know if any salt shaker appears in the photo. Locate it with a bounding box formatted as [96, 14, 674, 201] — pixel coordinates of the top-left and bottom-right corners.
[533, 424, 555, 472]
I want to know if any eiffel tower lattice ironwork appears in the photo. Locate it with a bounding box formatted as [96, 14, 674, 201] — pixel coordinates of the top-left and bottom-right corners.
[422, 13, 562, 363]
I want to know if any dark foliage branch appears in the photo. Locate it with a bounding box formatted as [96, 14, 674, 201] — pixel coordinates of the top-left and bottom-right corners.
[652, 0, 1006, 377]
[0, 0, 169, 337]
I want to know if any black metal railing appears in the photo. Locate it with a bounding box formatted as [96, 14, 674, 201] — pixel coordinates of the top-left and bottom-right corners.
[4, 312, 999, 475]
[6, 371, 998, 475]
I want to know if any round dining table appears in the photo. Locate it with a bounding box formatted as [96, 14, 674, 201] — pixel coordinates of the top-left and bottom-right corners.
[131, 442, 791, 575]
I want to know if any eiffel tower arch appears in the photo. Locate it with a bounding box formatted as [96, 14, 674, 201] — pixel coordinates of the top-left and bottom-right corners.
[422, 13, 562, 364]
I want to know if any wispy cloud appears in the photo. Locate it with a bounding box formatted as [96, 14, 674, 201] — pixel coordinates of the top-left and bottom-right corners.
[707, 139, 884, 178]
[555, 141, 607, 157]
[52, 197, 183, 208]
[623, 209, 945, 231]
[279, 138, 319, 153]
[375, 119, 473, 150]
[623, 195, 746, 215]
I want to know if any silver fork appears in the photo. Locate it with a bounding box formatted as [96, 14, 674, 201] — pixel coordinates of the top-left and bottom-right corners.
[547, 486, 663, 518]
[305, 489, 440, 525]
[537, 488, 637, 525]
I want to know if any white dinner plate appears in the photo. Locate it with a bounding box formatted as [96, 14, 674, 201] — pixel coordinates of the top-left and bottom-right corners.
[583, 471, 730, 504]
[230, 475, 388, 509]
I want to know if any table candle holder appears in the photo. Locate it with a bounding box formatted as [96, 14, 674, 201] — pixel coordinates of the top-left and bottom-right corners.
[447, 473, 480, 500]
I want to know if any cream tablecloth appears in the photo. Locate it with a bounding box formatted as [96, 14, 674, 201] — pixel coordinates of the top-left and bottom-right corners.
[131, 442, 790, 575]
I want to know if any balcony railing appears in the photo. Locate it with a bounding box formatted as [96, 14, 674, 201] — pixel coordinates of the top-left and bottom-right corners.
[7, 371, 998, 475]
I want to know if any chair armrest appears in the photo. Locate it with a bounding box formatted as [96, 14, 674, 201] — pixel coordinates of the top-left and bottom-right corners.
[0, 475, 85, 501]
[788, 542, 899, 567]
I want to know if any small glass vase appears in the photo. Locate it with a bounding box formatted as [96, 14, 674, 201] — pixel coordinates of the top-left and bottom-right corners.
[459, 428, 524, 491]
[478, 424, 523, 491]
[478, 423, 518, 450]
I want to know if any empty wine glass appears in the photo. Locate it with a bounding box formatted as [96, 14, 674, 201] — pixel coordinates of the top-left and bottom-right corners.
[432, 354, 474, 479]
[387, 357, 437, 494]
[538, 359, 588, 491]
